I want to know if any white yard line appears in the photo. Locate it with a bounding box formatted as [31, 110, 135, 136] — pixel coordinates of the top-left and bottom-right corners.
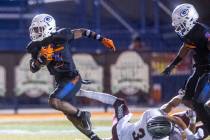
[0, 117, 116, 123]
[0, 127, 111, 135]
[0, 118, 66, 123]
[0, 106, 187, 114]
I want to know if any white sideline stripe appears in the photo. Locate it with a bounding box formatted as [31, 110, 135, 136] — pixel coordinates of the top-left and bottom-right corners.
[0, 117, 115, 123]
[0, 127, 111, 135]
[0, 118, 65, 123]
[0, 106, 187, 114]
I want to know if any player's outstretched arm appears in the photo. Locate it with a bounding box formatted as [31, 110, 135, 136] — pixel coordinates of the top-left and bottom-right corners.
[167, 116, 204, 140]
[160, 94, 183, 113]
[167, 116, 187, 130]
[167, 116, 189, 140]
[162, 43, 191, 75]
[71, 28, 116, 51]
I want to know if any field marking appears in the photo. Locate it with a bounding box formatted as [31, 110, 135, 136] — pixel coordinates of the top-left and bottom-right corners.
[0, 127, 111, 135]
[0, 117, 117, 123]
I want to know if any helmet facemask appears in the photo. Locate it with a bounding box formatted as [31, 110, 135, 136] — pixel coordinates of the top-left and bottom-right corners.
[174, 21, 191, 37]
[29, 25, 45, 41]
[147, 116, 174, 139]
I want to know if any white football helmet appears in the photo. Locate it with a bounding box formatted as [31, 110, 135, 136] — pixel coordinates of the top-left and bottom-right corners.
[172, 4, 199, 37]
[147, 116, 173, 139]
[29, 14, 56, 41]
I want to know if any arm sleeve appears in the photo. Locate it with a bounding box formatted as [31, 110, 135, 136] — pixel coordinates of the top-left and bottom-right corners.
[168, 43, 192, 67]
[26, 41, 41, 73]
[26, 41, 41, 59]
[170, 56, 182, 67]
[80, 28, 103, 41]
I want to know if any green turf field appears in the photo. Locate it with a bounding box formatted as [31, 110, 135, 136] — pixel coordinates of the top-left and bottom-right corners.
[0, 115, 209, 140]
[0, 117, 112, 140]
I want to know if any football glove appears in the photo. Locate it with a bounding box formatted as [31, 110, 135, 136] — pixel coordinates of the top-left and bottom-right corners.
[40, 44, 54, 61]
[101, 38, 116, 51]
[39, 44, 64, 62]
[37, 55, 47, 65]
[186, 128, 204, 140]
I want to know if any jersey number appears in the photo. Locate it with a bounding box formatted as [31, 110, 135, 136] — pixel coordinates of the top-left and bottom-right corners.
[132, 128, 145, 140]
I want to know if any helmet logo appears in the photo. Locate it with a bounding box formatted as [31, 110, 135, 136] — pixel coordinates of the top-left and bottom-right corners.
[180, 9, 189, 17]
[44, 16, 52, 25]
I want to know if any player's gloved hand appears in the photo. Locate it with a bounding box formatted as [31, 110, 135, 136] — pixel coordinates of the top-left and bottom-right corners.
[162, 65, 174, 75]
[37, 55, 47, 66]
[177, 88, 185, 99]
[178, 88, 185, 96]
[101, 38, 116, 51]
[185, 128, 204, 140]
[186, 110, 196, 124]
[194, 128, 204, 140]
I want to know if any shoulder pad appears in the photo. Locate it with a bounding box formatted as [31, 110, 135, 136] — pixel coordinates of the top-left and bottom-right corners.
[57, 28, 71, 34]
[52, 28, 73, 41]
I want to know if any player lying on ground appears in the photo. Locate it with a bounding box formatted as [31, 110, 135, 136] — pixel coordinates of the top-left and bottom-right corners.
[77, 90, 204, 140]
[27, 13, 116, 140]
[161, 88, 210, 139]
[162, 4, 210, 110]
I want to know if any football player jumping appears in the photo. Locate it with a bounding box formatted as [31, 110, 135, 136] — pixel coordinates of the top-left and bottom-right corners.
[26, 14, 116, 140]
[77, 90, 204, 140]
[162, 4, 210, 108]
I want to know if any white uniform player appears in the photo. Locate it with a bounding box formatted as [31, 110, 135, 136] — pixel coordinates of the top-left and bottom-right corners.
[77, 90, 204, 140]
[116, 109, 167, 140]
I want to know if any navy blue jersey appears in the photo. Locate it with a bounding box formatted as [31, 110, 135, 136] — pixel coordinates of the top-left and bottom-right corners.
[27, 28, 79, 82]
[182, 23, 210, 66]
